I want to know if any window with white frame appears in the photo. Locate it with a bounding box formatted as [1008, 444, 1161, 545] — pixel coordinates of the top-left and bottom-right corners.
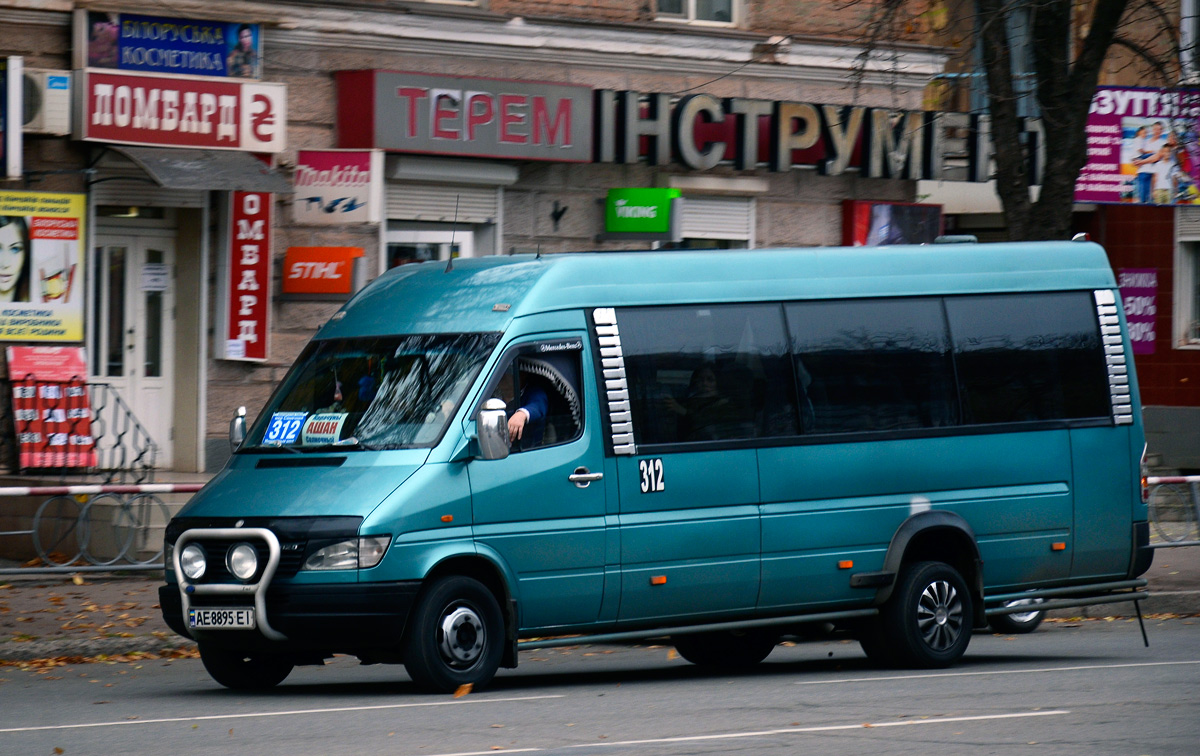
[657, 0, 738, 25]
[1177, 241, 1200, 346]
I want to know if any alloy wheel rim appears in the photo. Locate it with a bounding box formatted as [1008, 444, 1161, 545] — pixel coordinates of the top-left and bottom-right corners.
[438, 604, 485, 669]
[916, 579, 963, 651]
[1004, 598, 1043, 624]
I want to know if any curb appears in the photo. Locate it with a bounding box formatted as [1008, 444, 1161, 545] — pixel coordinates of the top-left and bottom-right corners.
[0, 635, 196, 662]
[1046, 590, 1200, 620]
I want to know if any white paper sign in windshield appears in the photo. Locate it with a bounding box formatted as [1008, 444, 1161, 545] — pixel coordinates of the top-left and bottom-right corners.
[302, 412, 347, 445]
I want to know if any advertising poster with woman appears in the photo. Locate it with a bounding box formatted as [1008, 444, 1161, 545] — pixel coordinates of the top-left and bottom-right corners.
[0, 190, 85, 341]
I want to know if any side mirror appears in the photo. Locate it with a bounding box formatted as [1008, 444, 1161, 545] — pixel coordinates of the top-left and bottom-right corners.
[476, 398, 510, 460]
[229, 406, 247, 451]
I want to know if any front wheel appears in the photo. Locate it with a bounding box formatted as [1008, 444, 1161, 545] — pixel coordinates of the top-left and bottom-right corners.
[671, 629, 777, 668]
[198, 644, 294, 690]
[404, 576, 504, 693]
[868, 561, 973, 669]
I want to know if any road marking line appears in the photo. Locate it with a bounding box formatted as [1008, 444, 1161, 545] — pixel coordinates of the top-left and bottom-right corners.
[796, 660, 1200, 685]
[0, 694, 564, 733]
[421, 710, 1070, 756]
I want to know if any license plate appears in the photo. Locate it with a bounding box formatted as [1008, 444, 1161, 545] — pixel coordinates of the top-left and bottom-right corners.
[189, 607, 256, 630]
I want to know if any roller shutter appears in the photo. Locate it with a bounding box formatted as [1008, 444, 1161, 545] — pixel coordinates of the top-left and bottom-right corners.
[680, 196, 754, 241]
[385, 183, 500, 224]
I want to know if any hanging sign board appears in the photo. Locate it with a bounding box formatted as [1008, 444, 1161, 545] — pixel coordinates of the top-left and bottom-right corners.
[7, 346, 96, 469]
[222, 190, 271, 361]
[292, 149, 383, 224]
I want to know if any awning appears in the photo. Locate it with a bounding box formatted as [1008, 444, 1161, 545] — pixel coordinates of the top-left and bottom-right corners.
[106, 146, 292, 193]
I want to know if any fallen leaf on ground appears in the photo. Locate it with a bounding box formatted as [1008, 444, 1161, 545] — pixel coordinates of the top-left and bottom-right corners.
[454, 683, 473, 698]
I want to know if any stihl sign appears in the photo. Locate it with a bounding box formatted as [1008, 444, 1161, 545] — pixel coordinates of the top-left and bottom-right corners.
[281, 247, 363, 296]
[76, 69, 286, 152]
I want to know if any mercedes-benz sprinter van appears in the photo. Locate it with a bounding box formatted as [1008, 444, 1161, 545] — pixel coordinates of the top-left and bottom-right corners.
[161, 240, 1153, 692]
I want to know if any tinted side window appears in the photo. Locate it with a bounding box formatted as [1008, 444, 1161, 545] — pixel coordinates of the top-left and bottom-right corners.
[785, 298, 958, 434]
[945, 292, 1110, 423]
[619, 305, 797, 445]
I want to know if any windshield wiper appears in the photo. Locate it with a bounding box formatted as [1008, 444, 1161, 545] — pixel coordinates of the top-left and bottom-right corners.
[240, 443, 303, 454]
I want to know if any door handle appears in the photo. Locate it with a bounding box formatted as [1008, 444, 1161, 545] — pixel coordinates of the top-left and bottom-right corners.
[568, 466, 603, 488]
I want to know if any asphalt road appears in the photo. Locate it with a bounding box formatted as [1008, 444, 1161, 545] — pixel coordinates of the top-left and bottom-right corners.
[1, 617, 1197, 756]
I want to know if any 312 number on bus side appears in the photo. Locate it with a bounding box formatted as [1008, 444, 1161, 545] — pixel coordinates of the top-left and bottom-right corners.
[639, 458, 665, 493]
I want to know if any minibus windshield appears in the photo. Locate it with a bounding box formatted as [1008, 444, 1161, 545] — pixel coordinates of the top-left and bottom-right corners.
[242, 333, 501, 451]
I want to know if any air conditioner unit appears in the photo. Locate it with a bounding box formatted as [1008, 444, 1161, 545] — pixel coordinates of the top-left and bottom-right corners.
[22, 68, 71, 136]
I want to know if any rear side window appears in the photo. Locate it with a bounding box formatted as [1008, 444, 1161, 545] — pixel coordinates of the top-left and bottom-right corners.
[785, 298, 958, 434]
[945, 292, 1111, 423]
[618, 304, 797, 445]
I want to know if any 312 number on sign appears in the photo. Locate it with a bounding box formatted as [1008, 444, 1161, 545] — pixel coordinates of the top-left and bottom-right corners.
[639, 458, 665, 493]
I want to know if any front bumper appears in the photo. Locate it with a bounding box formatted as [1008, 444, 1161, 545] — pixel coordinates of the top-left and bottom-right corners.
[163, 526, 420, 653]
[160, 580, 421, 651]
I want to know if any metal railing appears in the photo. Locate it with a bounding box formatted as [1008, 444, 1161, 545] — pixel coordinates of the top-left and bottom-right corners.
[1, 379, 170, 570]
[1147, 476, 1200, 548]
[0, 483, 203, 572]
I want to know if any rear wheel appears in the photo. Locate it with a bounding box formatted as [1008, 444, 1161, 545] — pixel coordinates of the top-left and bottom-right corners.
[671, 629, 777, 668]
[198, 644, 294, 690]
[989, 599, 1045, 634]
[865, 561, 973, 669]
[404, 576, 504, 693]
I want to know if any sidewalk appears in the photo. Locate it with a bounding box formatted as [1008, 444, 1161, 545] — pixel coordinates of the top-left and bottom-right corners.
[2, 546, 1196, 664]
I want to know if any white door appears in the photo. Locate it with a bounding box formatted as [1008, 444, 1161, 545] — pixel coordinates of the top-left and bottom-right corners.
[91, 234, 176, 468]
[386, 229, 474, 268]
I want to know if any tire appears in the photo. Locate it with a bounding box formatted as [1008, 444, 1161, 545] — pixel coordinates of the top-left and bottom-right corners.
[874, 561, 973, 669]
[672, 630, 777, 668]
[403, 576, 505, 693]
[1149, 484, 1197, 543]
[989, 599, 1045, 634]
[199, 644, 294, 690]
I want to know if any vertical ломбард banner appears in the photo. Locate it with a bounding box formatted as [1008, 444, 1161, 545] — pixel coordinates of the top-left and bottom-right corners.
[224, 190, 270, 361]
[0, 191, 85, 341]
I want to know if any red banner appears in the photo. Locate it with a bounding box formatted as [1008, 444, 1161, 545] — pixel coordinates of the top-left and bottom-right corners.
[225, 191, 271, 361]
[79, 70, 286, 152]
[6, 346, 96, 468]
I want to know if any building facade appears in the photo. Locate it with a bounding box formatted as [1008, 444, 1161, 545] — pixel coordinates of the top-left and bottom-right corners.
[4, 0, 1194, 476]
[2, 0, 953, 474]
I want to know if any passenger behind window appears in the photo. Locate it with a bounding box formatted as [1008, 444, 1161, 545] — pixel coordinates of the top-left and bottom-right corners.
[662, 364, 743, 441]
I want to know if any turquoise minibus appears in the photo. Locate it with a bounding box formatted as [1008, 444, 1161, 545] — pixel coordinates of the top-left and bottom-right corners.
[161, 240, 1153, 692]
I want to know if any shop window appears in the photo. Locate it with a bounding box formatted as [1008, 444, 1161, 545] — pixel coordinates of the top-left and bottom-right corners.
[785, 298, 958, 434]
[1177, 241, 1200, 346]
[657, 0, 738, 25]
[618, 304, 797, 446]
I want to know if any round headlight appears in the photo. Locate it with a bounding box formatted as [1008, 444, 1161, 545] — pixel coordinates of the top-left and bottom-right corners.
[227, 543, 259, 581]
[180, 543, 207, 580]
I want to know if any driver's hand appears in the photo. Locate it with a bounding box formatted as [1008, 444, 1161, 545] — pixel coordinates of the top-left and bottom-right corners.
[507, 409, 529, 443]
